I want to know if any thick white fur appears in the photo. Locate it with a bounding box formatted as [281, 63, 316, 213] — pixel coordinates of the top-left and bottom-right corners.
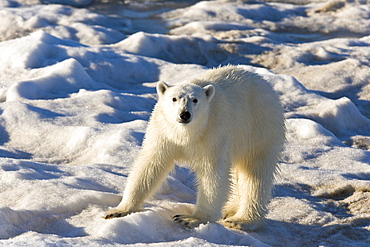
[104, 65, 285, 231]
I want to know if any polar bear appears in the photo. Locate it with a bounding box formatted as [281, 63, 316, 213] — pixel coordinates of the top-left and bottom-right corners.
[104, 65, 285, 231]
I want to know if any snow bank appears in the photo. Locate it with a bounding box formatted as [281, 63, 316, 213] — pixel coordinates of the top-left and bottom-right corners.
[0, 4, 128, 44]
[114, 31, 235, 66]
[0, 0, 370, 246]
[42, 0, 93, 7]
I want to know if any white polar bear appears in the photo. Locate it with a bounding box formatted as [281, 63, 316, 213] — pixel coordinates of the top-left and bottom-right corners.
[104, 65, 285, 231]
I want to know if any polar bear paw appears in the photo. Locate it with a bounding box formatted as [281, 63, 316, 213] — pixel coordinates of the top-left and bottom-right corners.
[221, 218, 264, 231]
[173, 214, 207, 228]
[104, 208, 132, 219]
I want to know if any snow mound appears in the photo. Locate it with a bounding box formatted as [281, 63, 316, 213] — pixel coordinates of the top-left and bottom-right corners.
[0, 0, 370, 246]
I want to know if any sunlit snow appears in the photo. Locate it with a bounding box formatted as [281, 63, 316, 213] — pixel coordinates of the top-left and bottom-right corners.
[0, 0, 370, 246]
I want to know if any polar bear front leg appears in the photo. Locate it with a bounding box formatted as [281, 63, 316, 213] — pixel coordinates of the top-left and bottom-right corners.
[174, 158, 231, 228]
[104, 141, 175, 220]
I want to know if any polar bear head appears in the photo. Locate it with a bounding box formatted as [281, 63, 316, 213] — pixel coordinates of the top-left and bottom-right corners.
[156, 81, 215, 125]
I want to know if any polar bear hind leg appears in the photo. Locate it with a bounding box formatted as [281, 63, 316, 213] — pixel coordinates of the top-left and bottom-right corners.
[221, 153, 277, 231]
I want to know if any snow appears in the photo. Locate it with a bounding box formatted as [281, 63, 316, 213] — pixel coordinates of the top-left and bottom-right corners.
[0, 0, 370, 246]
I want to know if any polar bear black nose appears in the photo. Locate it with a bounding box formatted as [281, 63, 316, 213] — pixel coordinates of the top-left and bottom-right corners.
[179, 111, 191, 122]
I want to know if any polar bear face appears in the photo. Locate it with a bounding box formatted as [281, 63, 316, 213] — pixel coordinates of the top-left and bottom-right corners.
[156, 81, 215, 125]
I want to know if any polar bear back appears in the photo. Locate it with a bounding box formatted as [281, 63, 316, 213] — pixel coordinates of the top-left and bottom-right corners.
[190, 66, 285, 160]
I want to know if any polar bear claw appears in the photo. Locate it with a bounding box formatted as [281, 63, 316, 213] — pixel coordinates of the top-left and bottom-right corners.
[173, 214, 206, 228]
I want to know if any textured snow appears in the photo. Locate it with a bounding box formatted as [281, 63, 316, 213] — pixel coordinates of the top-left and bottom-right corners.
[0, 0, 370, 246]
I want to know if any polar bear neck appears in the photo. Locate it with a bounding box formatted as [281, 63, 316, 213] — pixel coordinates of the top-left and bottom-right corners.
[151, 104, 209, 146]
[166, 115, 209, 146]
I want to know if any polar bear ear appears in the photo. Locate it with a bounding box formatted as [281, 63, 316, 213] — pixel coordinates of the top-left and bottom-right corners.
[156, 81, 170, 97]
[203, 84, 215, 102]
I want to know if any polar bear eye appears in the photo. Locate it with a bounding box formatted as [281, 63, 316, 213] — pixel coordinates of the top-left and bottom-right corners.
[193, 99, 198, 103]
[172, 97, 177, 102]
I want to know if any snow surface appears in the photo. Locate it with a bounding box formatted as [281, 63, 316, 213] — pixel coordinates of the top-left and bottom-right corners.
[0, 0, 370, 246]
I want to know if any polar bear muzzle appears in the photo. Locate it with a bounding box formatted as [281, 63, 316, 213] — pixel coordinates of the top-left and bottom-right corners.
[178, 110, 191, 124]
